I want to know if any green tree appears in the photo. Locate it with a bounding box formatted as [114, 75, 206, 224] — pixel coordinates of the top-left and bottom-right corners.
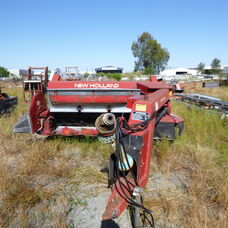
[210, 58, 222, 77]
[211, 58, 221, 70]
[107, 73, 122, 81]
[97, 72, 105, 77]
[84, 72, 89, 77]
[131, 32, 170, 74]
[0, 67, 10, 78]
[197, 62, 205, 74]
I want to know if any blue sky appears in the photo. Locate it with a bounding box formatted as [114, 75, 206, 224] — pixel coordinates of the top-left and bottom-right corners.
[0, 0, 227, 72]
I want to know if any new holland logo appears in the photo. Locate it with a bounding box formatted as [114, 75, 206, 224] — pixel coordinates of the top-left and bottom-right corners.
[74, 83, 119, 88]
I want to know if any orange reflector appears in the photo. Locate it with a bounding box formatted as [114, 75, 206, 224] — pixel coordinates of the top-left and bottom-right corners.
[61, 127, 76, 136]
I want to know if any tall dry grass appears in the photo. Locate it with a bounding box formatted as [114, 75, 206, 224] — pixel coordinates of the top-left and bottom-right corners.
[146, 99, 228, 227]
[0, 83, 227, 227]
[185, 85, 228, 101]
[0, 85, 110, 227]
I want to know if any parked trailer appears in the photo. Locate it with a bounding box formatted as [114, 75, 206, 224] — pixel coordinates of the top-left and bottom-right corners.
[14, 68, 184, 227]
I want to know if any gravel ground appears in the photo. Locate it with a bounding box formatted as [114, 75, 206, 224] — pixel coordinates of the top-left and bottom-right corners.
[66, 171, 189, 228]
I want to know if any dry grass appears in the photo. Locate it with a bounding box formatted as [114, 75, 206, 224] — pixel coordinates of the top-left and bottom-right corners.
[0, 84, 110, 227]
[146, 88, 228, 227]
[0, 82, 227, 227]
[185, 83, 228, 101]
[0, 134, 109, 227]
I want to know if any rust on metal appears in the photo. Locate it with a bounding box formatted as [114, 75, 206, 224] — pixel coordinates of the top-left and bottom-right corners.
[22, 67, 48, 102]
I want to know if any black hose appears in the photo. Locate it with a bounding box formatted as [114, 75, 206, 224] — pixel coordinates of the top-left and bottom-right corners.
[155, 107, 168, 126]
[113, 117, 155, 227]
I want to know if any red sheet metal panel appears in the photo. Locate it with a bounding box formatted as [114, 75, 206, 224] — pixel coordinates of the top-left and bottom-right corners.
[29, 94, 47, 133]
[102, 177, 134, 219]
[137, 81, 172, 93]
[102, 91, 157, 219]
[49, 95, 133, 104]
[48, 80, 138, 89]
[160, 113, 184, 123]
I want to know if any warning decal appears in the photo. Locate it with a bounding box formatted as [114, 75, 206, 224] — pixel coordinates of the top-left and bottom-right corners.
[135, 104, 147, 112]
[132, 112, 149, 121]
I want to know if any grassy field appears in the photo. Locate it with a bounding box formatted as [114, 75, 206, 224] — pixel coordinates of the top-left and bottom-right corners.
[0, 83, 227, 227]
[185, 84, 228, 101]
[146, 100, 228, 227]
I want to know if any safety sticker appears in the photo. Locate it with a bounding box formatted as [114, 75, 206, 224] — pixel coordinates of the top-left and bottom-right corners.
[135, 104, 147, 112]
[132, 112, 149, 121]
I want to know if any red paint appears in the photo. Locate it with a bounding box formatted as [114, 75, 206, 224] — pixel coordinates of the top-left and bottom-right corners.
[160, 113, 184, 123]
[103, 177, 134, 219]
[42, 116, 54, 136]
[150, 75, 157, 82]
[52, 74, 61, 81]
[26, 73, 184, 220]
[29, 94, 47, 133]
[61, 127, 77, 136]
[49, 95, 133, 104]
[60, 127, 98, 136]
[126, 95, 144, 109]
[48, 80, 138, 89]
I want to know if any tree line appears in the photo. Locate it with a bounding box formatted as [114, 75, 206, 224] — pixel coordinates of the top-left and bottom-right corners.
[197, 58, 222, 75]
[0, 67, 10, 78]
[0, 33, 224, 78]
[131, 32, 224, 76]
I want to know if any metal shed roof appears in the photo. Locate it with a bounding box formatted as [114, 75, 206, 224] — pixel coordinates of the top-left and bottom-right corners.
[95, 66, 123, 71]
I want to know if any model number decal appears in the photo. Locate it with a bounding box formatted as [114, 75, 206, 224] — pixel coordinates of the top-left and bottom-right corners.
[74, 83, 119, 88]
[132, 112, 149, 121]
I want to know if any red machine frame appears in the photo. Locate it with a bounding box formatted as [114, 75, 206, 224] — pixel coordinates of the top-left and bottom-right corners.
[14, 72, 184, 226]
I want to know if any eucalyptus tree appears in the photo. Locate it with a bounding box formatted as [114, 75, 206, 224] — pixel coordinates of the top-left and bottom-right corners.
[132, 32, 170, 74]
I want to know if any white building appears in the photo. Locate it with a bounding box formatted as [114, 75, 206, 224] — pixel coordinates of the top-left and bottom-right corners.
[8, 69, 28, 78]
[160, 67, 198, 77]
[203, 65, 228, 75]
[95, 66, 123, 74]
[223, 66, 228, 74]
